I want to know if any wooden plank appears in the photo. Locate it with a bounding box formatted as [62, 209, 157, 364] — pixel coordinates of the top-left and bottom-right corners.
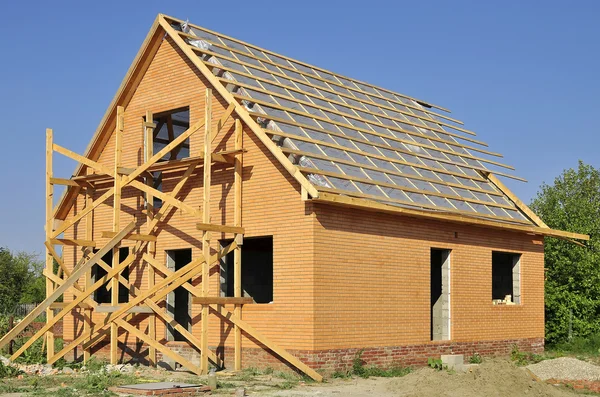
[8, 244, 136, 360]
[210, 304, 322, 382]
[168, 18, 454, 118]
[192, 297, 254, 305]
[280, 146, 503, 196]
[316, 186, 532, 225]
[110, 106, 124, 365]
[49, 302, 92, 309]
[295, 165, 516, 211]
[145, 110, 156, 366]
[84, 185, 93, 363]
[211, 70, 471, 138]
[128, 179, 200, 217]
[196, 223, 245, 234]
[200, 88, 212, 374]
[55, 241, 238, 365]
[245, 99, 518, 177]
[158, 17, 319, 200]
[486, 173, 549, 228]
[313, 191, 590, 241]
[45, 128, 55, 361]
[95, 305, 154, 314]
[0, 221, 135, 352]
[49, 238, 97, 247]
[212, 103, 236, 143]
[100, 231, 157, 242]
[234, 118, 243, 371]
[121, 118, 205, 184]
[51, 187, 115, 239]
[49, 177, 91, 187]
[44, 241, 71, 278]
[115, 320, 203, 375]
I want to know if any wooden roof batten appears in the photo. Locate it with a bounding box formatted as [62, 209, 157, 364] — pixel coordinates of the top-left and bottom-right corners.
[157, 14, 588, 241]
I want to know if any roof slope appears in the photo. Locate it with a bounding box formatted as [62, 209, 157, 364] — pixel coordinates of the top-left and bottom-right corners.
[171, 18, 533, 226]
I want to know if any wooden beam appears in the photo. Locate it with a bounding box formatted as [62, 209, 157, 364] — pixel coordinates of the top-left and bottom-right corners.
[100, 231, 157, 242]
[44, 241, 71, 278]
[196, 223, 244, 234]
[49, 177, 91, 188]
[280, 146, 502, 197]
[51, 187, 115, 239]
[145, 110, 156, 366]
[316, 185, 531, 225]
[169, 19, 453, 117]
[84, 185, 93, 363]
[49, 302, 92, 310]
[0, 223, 136, 354]
[313, 192, 590, 241]
[158, 17, 319, 200]
[200, 88, 212, 374]
[210, 304, 322, 382]
[212, 102, 236, 143]
[45, 128, 55, 361]
[116, 320, 203, 375]
[296, 165, 516, 211]
[234, 118, 243, 371]
[192, 297, 253, 305]
[55, 241, 238, 365]
[486, 173, 549, 228]
[110, 106, 124, 365]
[49, 238, 97, 247]
[95, 305, 154, 314]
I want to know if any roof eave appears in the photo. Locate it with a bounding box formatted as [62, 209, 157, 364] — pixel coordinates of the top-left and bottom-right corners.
[311, 191, 589, 241]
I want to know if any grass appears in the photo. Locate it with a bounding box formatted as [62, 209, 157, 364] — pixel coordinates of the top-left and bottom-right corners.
[510, 345, 545, 366]
[331, 350, 412, 379]
[468, 353, 483, 364]
[548, 334, 600, 358]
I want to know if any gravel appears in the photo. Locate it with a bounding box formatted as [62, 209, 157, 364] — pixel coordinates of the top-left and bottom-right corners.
[527, 357, 600, 381]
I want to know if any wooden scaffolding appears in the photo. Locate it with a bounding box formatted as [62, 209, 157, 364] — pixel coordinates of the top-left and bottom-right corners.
[0, 89, 322, 382]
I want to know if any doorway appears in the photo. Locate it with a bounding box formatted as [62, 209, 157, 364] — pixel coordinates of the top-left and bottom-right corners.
[165, 249, 192, 341]
[431, 248, 451, 341]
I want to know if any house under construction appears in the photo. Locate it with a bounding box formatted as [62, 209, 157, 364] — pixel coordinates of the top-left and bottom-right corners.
[0, 14, 589, 380]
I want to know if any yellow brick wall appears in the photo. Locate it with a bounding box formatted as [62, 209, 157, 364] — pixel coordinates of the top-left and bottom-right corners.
[312, 205, 544, 350]
[61, 33, 545, 361]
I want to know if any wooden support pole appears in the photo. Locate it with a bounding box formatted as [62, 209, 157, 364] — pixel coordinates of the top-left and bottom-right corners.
[200, 88, 212, 374]
[110, 105, 124, 365]
[145, 110, 157, 366]
[83, 185, 93, 363]
[233, 118, 243, 371]
[45, 128, 55, 361]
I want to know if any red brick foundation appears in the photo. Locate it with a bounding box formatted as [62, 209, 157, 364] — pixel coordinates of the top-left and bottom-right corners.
[546, 379, 600, 393]
[66, 337, 543, 374]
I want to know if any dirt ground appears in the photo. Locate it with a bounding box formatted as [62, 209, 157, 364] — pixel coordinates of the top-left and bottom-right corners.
[0, 358, 594, 396]
[258, 359, 587, 397]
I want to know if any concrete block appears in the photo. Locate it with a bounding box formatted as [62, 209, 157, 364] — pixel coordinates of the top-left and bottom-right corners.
[441, 354, 465, 371]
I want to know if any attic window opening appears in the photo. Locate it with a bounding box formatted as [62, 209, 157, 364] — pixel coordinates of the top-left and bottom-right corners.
[492, 251, 521, 305]
[151, 108, 190, 162]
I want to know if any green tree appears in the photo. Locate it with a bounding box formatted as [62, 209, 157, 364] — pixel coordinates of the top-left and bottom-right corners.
[530, 161, 600, 344]
[0, 248, 46, 314]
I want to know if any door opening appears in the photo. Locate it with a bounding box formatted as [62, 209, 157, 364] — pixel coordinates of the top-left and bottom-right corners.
[431, 248, 451, 341]
[165, 249, 192, 341]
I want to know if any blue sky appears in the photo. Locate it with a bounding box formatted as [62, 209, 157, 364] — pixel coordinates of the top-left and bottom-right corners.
[0, 0, 598, 254]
